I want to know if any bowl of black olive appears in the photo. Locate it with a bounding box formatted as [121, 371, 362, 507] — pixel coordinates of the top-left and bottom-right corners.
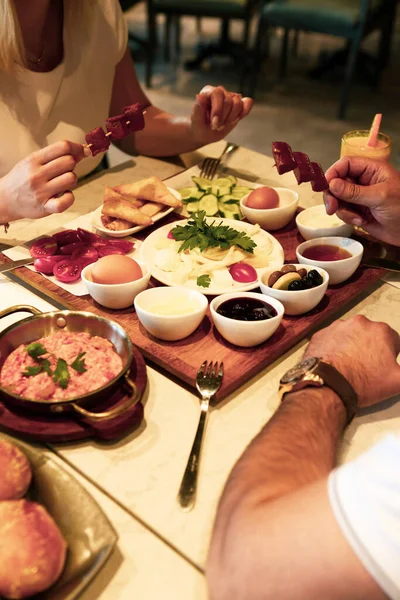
[210, 292, 284, 347]
[259, 264, 329, 316]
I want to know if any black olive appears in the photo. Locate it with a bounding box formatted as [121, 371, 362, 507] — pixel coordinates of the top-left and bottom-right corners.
[307, 270, 323, 287]
[302, 276, 314, 289]
[288, 280, 306, 291]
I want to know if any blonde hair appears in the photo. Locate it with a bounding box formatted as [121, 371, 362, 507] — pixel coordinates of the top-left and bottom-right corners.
[0, 1, 25, 72]
[0, 0, 97, 73]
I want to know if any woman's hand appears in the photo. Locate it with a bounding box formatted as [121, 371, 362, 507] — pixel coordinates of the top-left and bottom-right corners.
[0, 141, 89, 222]
[323, 156, 400, 246]
[189, 85, 253, 146]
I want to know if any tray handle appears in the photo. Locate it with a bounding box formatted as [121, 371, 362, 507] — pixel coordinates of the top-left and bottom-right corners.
[70, 373, 139, 421]
[0, 305, 43, 320]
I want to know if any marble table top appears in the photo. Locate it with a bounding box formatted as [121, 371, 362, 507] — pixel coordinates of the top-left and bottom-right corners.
[1, 142, 399, 597]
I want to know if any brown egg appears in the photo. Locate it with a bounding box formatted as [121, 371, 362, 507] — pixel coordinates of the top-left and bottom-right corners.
[91, 256, 143, 285]
[245, 187, 280, 210]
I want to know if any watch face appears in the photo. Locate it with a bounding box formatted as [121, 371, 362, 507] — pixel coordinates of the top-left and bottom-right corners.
[280, 357, 319, 384]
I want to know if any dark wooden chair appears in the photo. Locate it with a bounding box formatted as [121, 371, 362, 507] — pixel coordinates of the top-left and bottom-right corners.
[145, 0, 262, 91]
[249, 0, 398, 118]
[119, 0, 149, 53]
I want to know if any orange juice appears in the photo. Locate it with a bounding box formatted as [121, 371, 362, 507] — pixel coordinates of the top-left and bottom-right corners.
[340, 130, 392, 161]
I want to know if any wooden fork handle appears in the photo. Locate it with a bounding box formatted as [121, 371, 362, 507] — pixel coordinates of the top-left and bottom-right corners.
[178, 401, 209, 511]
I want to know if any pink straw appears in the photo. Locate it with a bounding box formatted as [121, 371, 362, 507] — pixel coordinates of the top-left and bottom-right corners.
[367, 113, 382, 147]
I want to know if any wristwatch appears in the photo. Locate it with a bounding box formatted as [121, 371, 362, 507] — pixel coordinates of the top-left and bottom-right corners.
[278, 357, 358, 425]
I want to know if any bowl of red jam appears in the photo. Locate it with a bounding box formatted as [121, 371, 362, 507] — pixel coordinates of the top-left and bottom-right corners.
[296, 237, 363, 285]
[210, 292, 284, 347]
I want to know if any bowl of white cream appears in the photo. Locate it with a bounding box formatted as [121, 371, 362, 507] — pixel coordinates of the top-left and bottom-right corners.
[134, 287, 208, 341]
[296, 205, 354, 240]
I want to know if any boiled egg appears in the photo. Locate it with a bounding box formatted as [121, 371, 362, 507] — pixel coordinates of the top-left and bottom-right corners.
[91, 255, 143, 285]
[245, 187, 280, 210]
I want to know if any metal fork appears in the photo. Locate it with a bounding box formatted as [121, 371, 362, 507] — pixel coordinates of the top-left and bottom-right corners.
[200, 142, 238, 180]
[178, 360, 224, 511]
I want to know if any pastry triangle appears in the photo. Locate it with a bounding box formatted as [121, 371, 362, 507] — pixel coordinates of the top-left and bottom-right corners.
[113, 177, 181, 208]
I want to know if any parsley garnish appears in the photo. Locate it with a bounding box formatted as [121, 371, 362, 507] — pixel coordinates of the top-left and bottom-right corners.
[197, 274, 211, 288]
[71, 352, 87, 374]
[22, 344, 86, 389]
[22, 365, 43, 377]
[26, 342, 48, 360]
[171, 211, 256, 255]
[53, 358, 70, 390]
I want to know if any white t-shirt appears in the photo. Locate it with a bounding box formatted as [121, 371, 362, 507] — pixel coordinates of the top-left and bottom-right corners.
[0, 0, 127, 179]
[329, 435, 400, 600]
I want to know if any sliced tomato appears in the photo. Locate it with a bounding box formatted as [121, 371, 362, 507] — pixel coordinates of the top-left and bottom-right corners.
[106, 239, 134, 253]
[71, 246, 98, 265]
[30, 237, 58, 258]
[77, 228, 101, 244]
[98, 245, 125, 257]
[52, 229, 81, 246]
[60, 242, 87, 255]
[34, 255, 66, 275]
[167, 230, 176, 240]
[53, 259, 82, 283]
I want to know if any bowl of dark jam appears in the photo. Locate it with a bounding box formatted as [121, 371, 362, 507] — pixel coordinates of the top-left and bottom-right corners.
[259, 264, 329, 316]
[210, 292, 284, 347]
[296, 237, 363, 285]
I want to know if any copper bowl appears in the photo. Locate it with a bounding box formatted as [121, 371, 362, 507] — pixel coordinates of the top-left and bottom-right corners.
[0, 305, 139, 421]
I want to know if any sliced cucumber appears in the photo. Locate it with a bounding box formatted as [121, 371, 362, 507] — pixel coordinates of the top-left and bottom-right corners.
[211, 184, 232, 197]
[199, 194, 219, 216]
[192, 176, 212, 192]
[178, 187, 197, 200]
[214, 177, 233, 188]
[226, 175, 237, 185]
[219, 194, 240, 205]
[184, 189, 204, 202]
[233, 186, 254, 196]
[186, 201, 200, 213]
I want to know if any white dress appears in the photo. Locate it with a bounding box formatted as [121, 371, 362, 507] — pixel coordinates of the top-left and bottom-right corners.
[0, 0, 127, 179]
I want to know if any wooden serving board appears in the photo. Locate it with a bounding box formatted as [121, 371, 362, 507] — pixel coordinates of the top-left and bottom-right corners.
[0, 213, 384, 401]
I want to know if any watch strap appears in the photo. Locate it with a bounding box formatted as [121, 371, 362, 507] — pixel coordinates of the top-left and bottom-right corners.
[280, 360, 357, 426]
[313, 361, 357, 425]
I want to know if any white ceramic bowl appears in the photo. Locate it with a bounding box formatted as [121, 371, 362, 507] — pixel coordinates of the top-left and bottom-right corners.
[240, 186, 299, 231]
[296, 237, 363, 285]
[259, 264, 329, 316]
[210, 292, 284, 347]
[296, 205, 354, 240]
[81, 260, 150, 309]
[134, 287, 208, 341]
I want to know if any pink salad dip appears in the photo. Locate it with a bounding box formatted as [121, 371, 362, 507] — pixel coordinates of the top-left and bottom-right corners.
[0, 331, 123, 401]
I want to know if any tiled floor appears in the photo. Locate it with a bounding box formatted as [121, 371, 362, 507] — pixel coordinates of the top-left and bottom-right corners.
[109, 2, 400, 170]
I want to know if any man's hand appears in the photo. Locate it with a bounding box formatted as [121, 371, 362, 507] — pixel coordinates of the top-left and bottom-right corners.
[304, 316, 400, 407]
[189, 85, 253, 146]
[0, 140, 89, 222]
[323, 157, 400, 246]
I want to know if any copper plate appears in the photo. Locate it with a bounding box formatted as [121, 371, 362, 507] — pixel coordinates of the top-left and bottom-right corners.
[0, 432, 118, 599]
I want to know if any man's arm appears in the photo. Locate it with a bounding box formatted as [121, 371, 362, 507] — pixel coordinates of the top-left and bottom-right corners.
[207, 316, 400, 600]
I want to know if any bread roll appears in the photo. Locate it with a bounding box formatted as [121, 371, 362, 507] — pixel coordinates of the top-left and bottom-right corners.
[0, 439, 32, 500]
[0, 500, 67, 599]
